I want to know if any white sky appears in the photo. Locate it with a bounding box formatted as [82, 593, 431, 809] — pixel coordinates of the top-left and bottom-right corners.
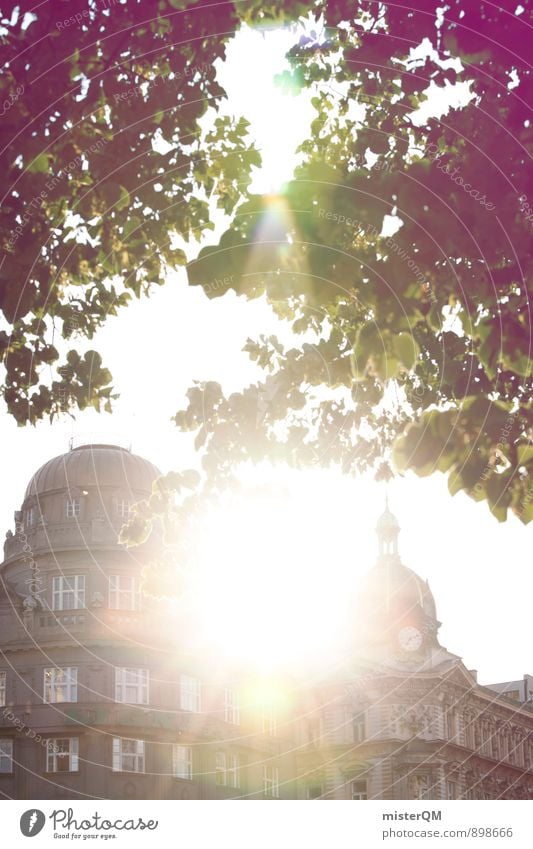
[1, 27, 530, 685]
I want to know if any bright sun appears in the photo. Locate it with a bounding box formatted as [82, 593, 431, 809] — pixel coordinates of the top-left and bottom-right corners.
[217, 24, 315, 194]
[179, 467, 378, 672]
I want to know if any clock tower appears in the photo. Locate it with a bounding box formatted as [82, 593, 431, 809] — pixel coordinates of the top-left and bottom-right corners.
[354, 499, 442, 666]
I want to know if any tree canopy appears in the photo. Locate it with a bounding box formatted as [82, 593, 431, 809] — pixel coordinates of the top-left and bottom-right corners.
[1, 1, 532, 523]
[182, 0, 533, 523]
[0, 0, 265, 423]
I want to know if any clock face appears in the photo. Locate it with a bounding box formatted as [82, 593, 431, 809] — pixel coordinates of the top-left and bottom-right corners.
[398, 626, 423, 652]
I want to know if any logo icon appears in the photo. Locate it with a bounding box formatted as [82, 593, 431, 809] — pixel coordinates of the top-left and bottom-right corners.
[20, 810, 46, 837]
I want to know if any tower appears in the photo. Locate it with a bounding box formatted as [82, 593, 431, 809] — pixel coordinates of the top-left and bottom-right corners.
[354, 499, 441, 665]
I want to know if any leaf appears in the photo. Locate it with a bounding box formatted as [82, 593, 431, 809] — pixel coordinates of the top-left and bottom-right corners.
[448, 467, 464, 496]
[27, 153, 50, 174]
[517, 444, 533, 466]
[392, 332, 420, 369]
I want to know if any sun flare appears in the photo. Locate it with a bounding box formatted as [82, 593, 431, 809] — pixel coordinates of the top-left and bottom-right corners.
[183, 479, 360, 671]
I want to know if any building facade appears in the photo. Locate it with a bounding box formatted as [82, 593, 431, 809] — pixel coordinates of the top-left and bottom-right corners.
[0, 444, 532, 800]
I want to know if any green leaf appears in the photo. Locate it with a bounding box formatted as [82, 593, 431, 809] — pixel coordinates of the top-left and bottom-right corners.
[27, 153, 50, 174]
[448, 467, 464, 496]
[116, 185, 131, 212]
[517, 444, 533, 466]
[392, 332, 420, 369]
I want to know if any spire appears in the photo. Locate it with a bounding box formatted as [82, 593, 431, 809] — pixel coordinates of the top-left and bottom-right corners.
[376, 496, 400, 558]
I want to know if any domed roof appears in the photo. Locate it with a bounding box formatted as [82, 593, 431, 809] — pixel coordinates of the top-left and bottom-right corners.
[376, 500, 400, 532]
[357, 560, 437, 621]
[24, 444, 161, 501]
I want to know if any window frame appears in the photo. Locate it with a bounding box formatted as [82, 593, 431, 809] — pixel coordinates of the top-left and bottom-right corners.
[180, 675, 201, 713]
[172, 744, 193, 780]
[227, 753, 240, 789]
[307, 784, 323, 799]
[65, 498, 81, 518]
[261, 703, 277, 736]
[0, 671, 6, 708]
[117, 499, 131, 519]
[52, 575, 85, 611]
[112, 737, 145, 773]
[115, 668, 149, 705]
[215, 751, 227, 786]
[109, 575, 141, 611]
[215, 751, 240, 789]
[263, 765, 279, 798]
[44, 667, 78, 703]
[46, 737, 79, 773]
[224, 688, 240, 725]
[0, 739, 13, 774]
[351, 779, 368, 800]
[352, 713, 365, 743]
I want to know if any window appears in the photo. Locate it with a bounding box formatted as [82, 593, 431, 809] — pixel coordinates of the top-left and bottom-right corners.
[172, 745, 192, 780]
[262, 703, 277, 736]
[504, 690, 520, 701]
[46, 738, 79, 772]
[224, 688, 240, 725]
[115, 668, 149, 705]
[445, 707, 456, 739]
[446, 781, 456, 800]
[180, 675, 201, 713]
[307, 785, 322, 799]
[307, 718, 320, 746]
[112, 737, 145, 773]
[0, 672, 5, 707]
[44, 667, 77, 703]
[351, 780, 367, 800]
[215, 751, 227, 786]
[117, 499, 131, 519]
[227, 754, 239, 789]
[66, 498, 80, 518]
[109, 575, 141, 611]
[26, 507, 35, 527]
[0, 740, 13, 773]
[353, 713, 365, 743]
[263, 765, 279, 798]
[412, 774, 431, 800]
[215, 752, 239, 788]
[52, 575, 85, 610]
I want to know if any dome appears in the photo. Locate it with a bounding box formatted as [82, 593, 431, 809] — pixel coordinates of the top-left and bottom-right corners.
[376, 503, 400, 533]
[357, 560, 437, 621]
[24, 444, 161, 501]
